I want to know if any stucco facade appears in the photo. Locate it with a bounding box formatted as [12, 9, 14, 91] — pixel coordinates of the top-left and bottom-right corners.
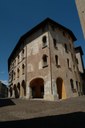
[8, 18, 82, 101]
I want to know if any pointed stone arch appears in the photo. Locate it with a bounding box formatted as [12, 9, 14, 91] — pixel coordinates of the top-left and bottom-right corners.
[30, 78, 44, 98]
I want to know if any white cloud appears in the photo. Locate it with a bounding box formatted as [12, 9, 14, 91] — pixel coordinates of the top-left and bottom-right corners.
[0, 80, 8, 85]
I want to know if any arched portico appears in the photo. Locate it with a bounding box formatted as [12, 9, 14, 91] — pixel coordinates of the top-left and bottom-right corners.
[21, 80, 26, 97]
[17, 83, 20, 98]
[30, 78, 44, 98]
[56, 77, 66, 99]
[13, 84, 18, 98]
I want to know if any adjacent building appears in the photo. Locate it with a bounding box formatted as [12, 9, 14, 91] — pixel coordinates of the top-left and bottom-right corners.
[75, 0, 85, 39]
[0, 81, 8, 98]
[8, 18, 82, 101]
[75, 46, 85, 94]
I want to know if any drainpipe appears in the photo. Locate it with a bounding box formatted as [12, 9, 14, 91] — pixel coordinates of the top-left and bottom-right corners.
[25, 42, 28, 97]
[48, 26, 53, 95]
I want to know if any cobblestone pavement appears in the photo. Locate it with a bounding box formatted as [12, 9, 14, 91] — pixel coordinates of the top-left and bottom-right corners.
[0, 96, 85, 128]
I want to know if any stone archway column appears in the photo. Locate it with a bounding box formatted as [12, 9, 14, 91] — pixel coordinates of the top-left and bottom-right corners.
[8, 88, 11, 98]
[26, 82, 32, 99]
[12, 88, 15, 98]
[52, 79, 58, 100]
[20, 84, 22, 98]
[44, 80, 54, 101]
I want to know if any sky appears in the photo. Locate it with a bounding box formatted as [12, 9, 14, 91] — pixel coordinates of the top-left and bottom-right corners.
[0, 0, 85, 85]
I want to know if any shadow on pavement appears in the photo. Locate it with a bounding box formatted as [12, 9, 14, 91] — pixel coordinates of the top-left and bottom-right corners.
[0, 98, 15, 107]
[0, 111, 85, 128]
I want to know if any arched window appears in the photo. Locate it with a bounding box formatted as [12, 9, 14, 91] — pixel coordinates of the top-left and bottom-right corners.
[55, 55, 60, 67]
[67, 59, 69, 68]
[70, 79, 75, 92]
[53, 39, 58, 49]
[67, 58, 71, 69]
[42, 54, 48, 68]
[22, 49, 24, 60]
[64, 44, 68, 53]
[17, 68, 20, 78]
[22, 64, 25, 74]
[42, 36, 47, 48]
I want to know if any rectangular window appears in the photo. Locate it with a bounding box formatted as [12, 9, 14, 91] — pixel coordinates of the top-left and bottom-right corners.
[55, 55, 60, 67]
[17, 69, 20, 78]
[64, 44, 68, 53]
[22, 64, 25, 74]
[67, 59, 69, 68]
[42, 55, 48, 68]
[70, 79, 76, 93]
[42, 36, 47, 48]
[53, 39, 58, 49]
[67, 59, 71, 69]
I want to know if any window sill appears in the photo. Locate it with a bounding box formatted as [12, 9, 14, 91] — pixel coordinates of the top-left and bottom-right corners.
[69, 67, 72, 71]
[42, 45, 47, 49]
[42, 65, 48, 68]
[54, 46, 58, 50]
[56, 65, 61, 68]
[22, 73, 25, 75]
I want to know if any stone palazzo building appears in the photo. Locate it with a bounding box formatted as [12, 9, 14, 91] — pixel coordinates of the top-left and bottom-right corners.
[75, 46, 85, 94]
[8, 18, 82, 101]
